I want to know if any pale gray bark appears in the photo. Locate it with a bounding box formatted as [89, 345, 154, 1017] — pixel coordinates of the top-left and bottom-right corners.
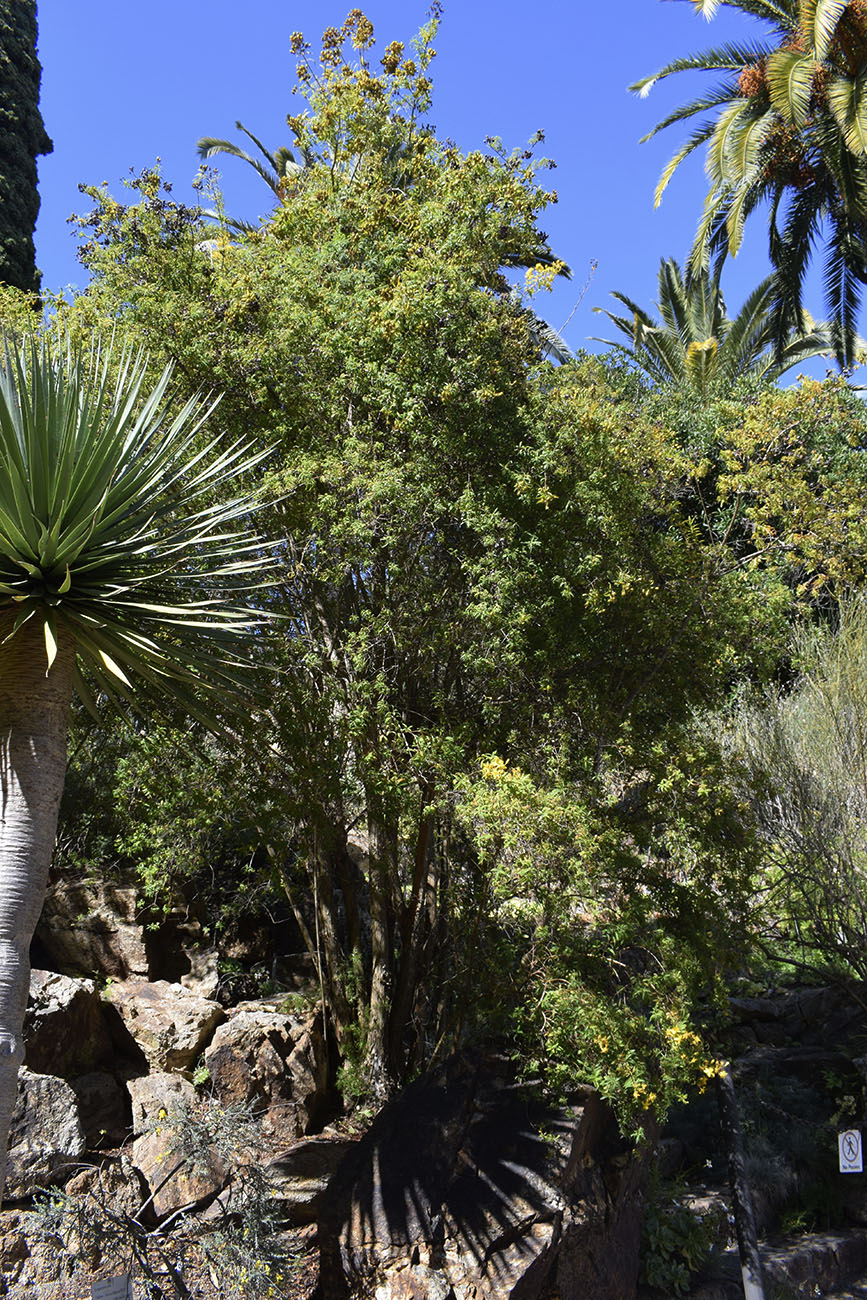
[0, 615, 74, 1203]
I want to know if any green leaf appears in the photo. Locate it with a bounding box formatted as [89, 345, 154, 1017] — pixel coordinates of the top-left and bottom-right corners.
[813, 0, 848, 61]
[766, 49, 815, 127]
[828, 71, 867, 155]
[97, 648, 132, 687]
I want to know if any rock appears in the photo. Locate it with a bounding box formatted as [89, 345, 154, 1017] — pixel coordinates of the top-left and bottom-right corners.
[267, 1136, 357, 1224]
[127, 1072, 226, 1217]
[35, 875, 151, 978]
[180, 947, 220, 999]
[64, 1155, 149, 1223]
[24, 970, 113, 1077]
[129, 1089, 228, 1218]
[726, 987, 867, 1053]
[320, 1053, 579, 1300]
[104, 979, 224, 1073]
[69, 1071, 130, 1148]
[127, 1071, 197, 1136]
[0, 1208, 78, 1296]
[204, 1007, 328, 1136]
[320, 1055, 655, 1300]
[5, 1070, 86, 1200]
[0, 1161, 149, 1294]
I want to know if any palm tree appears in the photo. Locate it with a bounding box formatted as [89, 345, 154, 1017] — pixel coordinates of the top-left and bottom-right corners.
[632, 0, 867, 366]
[0, 334, 271, 1199]
[592, 256, 839, 394]
[196, 120, 308, 202]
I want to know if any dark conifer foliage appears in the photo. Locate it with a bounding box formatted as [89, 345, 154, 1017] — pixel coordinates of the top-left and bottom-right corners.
[0, 0, 51, 292]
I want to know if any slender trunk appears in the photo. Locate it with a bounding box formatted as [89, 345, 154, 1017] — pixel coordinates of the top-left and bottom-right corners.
[310, 825, 352, 1033]
[558, 1091, 658, 1300]
[365, 807, 394, 1102]
[387, 806, 432, 1073]
[0, 616, 75, 1202]
[717, 1066, 766, 1300]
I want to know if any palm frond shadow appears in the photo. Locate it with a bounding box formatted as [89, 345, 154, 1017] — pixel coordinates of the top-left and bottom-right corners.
[320, 1054, 576, 1296]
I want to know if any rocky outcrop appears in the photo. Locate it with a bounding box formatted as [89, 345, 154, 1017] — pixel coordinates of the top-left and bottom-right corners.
[725, 985, 867, 1054]
[104, 979, 224, 1074]
[35, 876, 151, 979]
[0, 1206, 79, 1296]
[267, 1135, 357, 1224]
[127, 1073, 228, 1218]
[5, 1070, 86, 1200]
[203, 1005, 328, 1136]
[319, 1054, 651, 1300]
[24, 970, 113, 1076]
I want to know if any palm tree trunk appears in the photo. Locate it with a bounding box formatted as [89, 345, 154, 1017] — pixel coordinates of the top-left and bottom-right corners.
[0, 615, 74, 1203]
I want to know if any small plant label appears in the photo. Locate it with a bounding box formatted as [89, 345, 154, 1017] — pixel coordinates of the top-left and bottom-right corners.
[91, 1276, 133, 1300]
[839, 1129, 864, 1173]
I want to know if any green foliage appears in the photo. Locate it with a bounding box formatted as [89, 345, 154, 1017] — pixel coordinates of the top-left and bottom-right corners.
[726, 595, 867, 980]
[0, 333, 274, 725]
[640, 1178, 727, 1296]
[0, 0, 51, 293]
[593, 256, 839, 395]
[61, 9, 566, 1092]
[456, 739, 740, 1135]
[45, 7, 867, 1123]
[632, 0, 867, 366]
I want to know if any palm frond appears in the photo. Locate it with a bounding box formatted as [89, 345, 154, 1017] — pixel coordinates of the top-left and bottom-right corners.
[631, 40, 776, 98]
[813, 0, 849, 60]
[654, 120, 720, 207]
[0, 335, 276, 726]
[766, 48, 815, 126]
[827, 72, 867, 157]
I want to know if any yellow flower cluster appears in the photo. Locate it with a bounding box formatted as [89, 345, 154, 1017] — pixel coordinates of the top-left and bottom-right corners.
[523, 261, 566, 297]
[480, 755, 508, 780]
[665, 1022, 726, 1094]
[632, 1081, 658, 1110]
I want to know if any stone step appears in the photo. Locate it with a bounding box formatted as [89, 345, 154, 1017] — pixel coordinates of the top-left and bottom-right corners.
[689, 1230, 867, 1298]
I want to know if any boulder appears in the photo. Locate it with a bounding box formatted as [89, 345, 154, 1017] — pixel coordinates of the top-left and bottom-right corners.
[35, 876, 150, 979]
[319, 1054, 577, 1300]
[127, 1076, 227, 1219]
[203, 1007, 328, 1136]
[320, 1055, 655, 1300]
[127, 1071, 197, 1136]
[180, 947, 220, 1000]
[5, 1070, 86, 1200]
[267, 1135, 357, 1224]
[104, 979, 224, 1074]
[0, 1208, 78, 1297]
[24, 970, 113, 1077]
[64, 1155, 149, 1229]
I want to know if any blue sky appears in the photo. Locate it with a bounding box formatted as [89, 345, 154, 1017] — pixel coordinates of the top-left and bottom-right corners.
[33, 0, 838, 373]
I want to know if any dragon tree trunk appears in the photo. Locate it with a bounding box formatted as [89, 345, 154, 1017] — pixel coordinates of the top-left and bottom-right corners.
[0, 614, 74, 1202]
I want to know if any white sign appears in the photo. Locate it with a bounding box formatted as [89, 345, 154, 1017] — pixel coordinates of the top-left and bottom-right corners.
[839, 1129, 864, 1173]
[91, 1276, 133, 1300]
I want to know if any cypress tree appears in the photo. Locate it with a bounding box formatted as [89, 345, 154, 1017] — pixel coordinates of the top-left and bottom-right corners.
[0, 0, 51, 293]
